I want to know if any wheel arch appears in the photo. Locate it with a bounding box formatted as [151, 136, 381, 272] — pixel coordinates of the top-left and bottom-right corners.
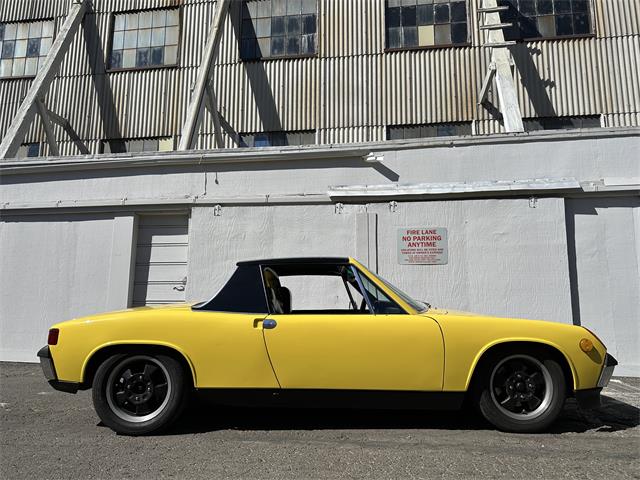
[465, 339, 577, 394]
[80, 342, 197, 390]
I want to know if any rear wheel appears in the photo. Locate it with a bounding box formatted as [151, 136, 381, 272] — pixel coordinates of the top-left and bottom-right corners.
[477, 353, 566, 433]
[92, 353, 187, 435]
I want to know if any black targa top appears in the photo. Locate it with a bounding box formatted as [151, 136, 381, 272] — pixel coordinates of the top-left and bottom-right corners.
[193, 257, 351, 313]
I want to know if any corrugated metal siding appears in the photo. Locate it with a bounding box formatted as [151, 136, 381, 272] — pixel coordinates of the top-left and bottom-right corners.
[0, 0, 638, 154]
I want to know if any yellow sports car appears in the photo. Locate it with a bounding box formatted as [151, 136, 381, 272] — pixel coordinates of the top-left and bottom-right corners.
[38, 257, 616, 435]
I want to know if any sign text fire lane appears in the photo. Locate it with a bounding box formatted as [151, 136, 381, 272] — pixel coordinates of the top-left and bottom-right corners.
[397, 227, 448, 265]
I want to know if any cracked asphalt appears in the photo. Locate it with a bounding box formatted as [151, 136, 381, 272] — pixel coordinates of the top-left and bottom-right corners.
[0, 362, 638, 479]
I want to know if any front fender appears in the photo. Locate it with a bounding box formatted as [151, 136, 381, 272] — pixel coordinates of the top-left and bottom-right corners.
[463, 338, 579, 391]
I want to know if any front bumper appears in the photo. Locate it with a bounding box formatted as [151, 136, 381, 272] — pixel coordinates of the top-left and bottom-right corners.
[575, 353, 618, 410]
[37, 346, 79, 394]
[597, 353, 618, 388]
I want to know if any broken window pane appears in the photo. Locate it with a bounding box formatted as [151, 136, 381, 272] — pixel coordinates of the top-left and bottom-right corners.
[242, 0, 317, 59]
[386, 0, 468, 48]
[110, 8, 180, 70]
[0, 19, 55, 76]
[500, 0, 593, 39]
[387, 122, 472, 140]
[240, 131, 316, 148]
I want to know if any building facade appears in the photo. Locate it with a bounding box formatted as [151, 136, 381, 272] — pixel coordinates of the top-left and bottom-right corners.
[0, 0, 638, 374]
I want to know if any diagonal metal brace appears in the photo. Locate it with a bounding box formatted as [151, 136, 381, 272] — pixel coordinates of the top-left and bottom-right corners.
[46, 106, 90, 155]
[478, 63, 496, 105]
[35, 99, 60, 157]
[205, 83, 224, 148]
[179, 0, 231, 151]
[0, 0, 89, 159]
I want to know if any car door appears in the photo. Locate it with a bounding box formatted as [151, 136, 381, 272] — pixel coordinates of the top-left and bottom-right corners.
[261, 269, 444, 392]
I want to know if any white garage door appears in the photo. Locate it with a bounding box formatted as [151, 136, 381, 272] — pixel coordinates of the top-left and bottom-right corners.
[133, 215, 189, 306]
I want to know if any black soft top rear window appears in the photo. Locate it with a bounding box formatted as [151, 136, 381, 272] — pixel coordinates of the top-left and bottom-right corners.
[193, 265, 268, 313]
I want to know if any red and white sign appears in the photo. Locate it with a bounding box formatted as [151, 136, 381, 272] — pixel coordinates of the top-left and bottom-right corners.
[397, 227, 448, 265]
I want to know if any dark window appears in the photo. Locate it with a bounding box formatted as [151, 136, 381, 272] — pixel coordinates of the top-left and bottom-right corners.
[386, 0, 469, 49]
[109, 8, 180, 70]
[523, 115, 600, 131]
[239, 130, 315, 147]
[16, 143, 40, 158]
[0, 20, 54, 78]
[498, 0, 593, 40]
[241, 0, 317, 60]
[356, 272, 405, 315]
[101, 137, 174, 153]
[387, 122, 472, 140]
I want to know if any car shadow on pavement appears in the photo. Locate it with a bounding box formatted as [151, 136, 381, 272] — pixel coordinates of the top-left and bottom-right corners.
[549, 396, 640, 434]
[157, 394, 639, 436]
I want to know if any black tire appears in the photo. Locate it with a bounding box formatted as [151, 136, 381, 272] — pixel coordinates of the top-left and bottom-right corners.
[476, 351, 566, 433]
[92, 353, 187, 435]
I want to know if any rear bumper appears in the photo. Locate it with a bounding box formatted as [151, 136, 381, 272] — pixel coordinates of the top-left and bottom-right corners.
[37, 346, 79, 394]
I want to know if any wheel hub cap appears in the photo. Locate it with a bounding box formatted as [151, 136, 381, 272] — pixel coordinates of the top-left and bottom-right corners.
[124, 373, 154, 404]
[489, 354, 554, 420]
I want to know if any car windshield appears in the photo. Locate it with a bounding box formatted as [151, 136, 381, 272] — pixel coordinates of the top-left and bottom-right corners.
[364, 270, 430, 313]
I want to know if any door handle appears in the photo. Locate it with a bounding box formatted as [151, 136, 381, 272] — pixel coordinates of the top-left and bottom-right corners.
[263, 319, 277, 329]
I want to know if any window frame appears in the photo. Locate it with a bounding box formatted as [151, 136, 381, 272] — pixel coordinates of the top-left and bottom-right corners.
[0, 18, 57, 81]
[523, 114, 602, 131]
[257, 263, 407, 316]
[238, 130, 317, 148]
[386, 121, 473, 140]
[105, 6, 183, 73]
[499, 0, 596, 43]
[384, 0, 472, 52]
[239, 0, 320, 62]
[99, 136, 175, 154]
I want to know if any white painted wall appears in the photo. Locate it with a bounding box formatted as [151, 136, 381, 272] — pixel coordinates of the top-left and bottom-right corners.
[0, 214, 135, 362]
[370, 197, 573, 323]
[1, 131, 638, 209]
[567, 197, 640, 376]
[187, 204, 363, 303]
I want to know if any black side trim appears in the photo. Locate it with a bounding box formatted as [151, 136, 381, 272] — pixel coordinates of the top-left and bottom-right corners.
[195, 389, 465, 411]
[575, 388, 602, 410]
[48, 380, 80, 394]
[606, 354, 618, 367]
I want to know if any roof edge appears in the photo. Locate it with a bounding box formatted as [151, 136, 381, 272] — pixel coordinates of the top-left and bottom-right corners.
[1, 127, 638, 176]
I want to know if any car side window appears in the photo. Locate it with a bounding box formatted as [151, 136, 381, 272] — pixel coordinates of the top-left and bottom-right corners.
[278, 275, 368, 314]
[355, 271, 406, 315]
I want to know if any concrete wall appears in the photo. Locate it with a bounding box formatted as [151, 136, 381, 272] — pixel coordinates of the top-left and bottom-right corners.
[1, 130, 638, 208]
[0, 213, 135, 361]
[566, 197, 640, 375]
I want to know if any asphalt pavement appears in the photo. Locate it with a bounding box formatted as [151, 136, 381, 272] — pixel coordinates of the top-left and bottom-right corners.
[1, 362, 638, 479]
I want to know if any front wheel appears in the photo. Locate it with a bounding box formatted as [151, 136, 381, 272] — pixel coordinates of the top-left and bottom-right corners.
[92, 353, 187, 435]
[477, 353, 566, 433]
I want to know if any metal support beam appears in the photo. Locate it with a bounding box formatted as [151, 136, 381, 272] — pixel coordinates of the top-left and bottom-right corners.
[46, 107, 90, 155]
[35, 99, 60, 157]
[179, 0, 231, 151]
[205, 84, 225, 148]
[478, 64, 496, 105]
[0, 0, 88, 159]
[478, 0, 524, 133]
